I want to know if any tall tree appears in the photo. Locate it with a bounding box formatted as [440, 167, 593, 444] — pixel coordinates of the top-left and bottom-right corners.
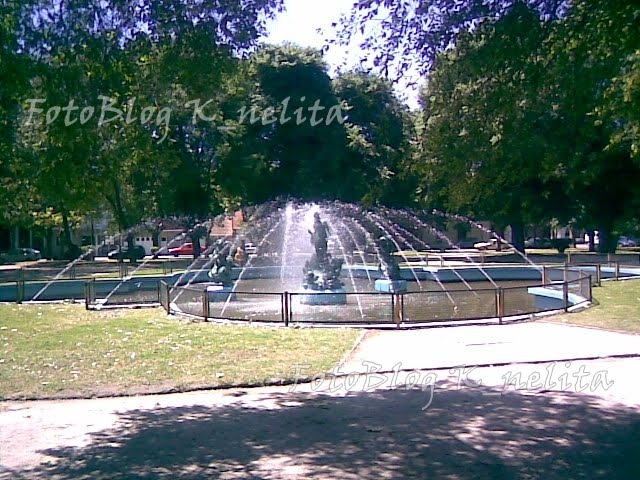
[333, 71, 415, 206]
[217, 44, 350, 202]
[331, 0, 566, 79]
[543, 0, 640, 251]
[417, 3, 567, 250]
[11, 0, 285, 233]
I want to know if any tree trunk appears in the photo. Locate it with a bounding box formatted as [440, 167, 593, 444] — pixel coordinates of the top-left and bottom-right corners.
[587, 229, 595, 252]
[108, 178, 129, 232]
[61, 209, 81, 260]
[190, 231, 202, 259]
[45, 228, 53, 259]
[509, 222, 525, 253]
[61, 210, 72, 249]
[152, 227, 160, 248]
[597, 225, 617, 253]
[493, 226, 505, 252]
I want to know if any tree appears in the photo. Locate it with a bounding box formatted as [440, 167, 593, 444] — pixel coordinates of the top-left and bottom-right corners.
[9, 0, 285, 234]
[0, 1, 33, 226]
[416, 3, 567, 251]
[543, 0, 640, 252]
[331, 0, 566, 79]
[333, 71, 415, 206]
[216, 44, 350, 202]
[334, 0, 640, 252]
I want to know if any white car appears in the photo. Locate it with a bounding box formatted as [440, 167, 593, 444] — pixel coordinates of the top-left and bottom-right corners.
[244, 243, 257, 254]
[473, 239, 510, 250]
[618, 236, 638, 247]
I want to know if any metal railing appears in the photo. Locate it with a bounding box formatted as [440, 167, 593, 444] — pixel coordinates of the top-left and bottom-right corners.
[159, 267, 596, 327]
[0, 261, 631, 325]
[84, 277, 162, 309]
[0, 259, 195, 306]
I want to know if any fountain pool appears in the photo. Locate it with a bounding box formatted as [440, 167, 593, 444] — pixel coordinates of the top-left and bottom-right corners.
[159, 201, 599, 327]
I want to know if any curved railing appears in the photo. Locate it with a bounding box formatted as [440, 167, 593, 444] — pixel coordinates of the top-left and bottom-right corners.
[1, 259, 638, 328]
[159, 264, 602, 327]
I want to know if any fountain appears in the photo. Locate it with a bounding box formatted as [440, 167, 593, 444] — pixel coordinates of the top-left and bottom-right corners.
[4, 198, 600, 325]
[374, 235, 408, 293]
[206, 239, 236, 302]
[300, 212, 347, 305]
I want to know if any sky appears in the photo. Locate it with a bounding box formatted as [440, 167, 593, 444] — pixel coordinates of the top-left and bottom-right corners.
[263, 0, 353, 70]
[262, 0, 421, 109]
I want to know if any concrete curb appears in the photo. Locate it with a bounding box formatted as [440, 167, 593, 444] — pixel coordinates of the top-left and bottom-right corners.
[335, 329, 368, 369]
[540, 318, 640, 336]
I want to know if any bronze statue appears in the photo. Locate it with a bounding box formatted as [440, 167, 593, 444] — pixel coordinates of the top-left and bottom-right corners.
[309, 212, 330, 260]
[378, 235, 402, 281]
[302, 212, 344, 291]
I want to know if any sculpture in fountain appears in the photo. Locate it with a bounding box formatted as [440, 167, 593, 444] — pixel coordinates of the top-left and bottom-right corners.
[207, 240, 235, 301]
[375, 235, 408, 293]
[300, 212, 347, 305]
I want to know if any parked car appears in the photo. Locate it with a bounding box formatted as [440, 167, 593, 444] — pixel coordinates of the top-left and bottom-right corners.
[550, 238, 574, 253]
[168, 242, 195, 256]
[107, 245, 146, 261]
[524, 237, 573, 252]
[473, 239, 510, 250]
[0, 248, 42, 263]
[524, 237, 552, 249]
[97, 244, 120, 257]
[618, 236, 638, 248]
[456, 239, 481, 249]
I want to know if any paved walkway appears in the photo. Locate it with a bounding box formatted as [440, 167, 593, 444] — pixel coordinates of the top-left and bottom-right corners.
[343, 321, 640, 372]
[2, 321, 640, 479]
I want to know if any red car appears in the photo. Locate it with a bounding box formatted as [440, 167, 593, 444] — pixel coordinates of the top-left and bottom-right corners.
[168, 243, 195, 256]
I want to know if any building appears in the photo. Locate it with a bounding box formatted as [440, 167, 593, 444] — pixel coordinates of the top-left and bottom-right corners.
[211, 211, 245, 238]
[131, 228, 185, 255]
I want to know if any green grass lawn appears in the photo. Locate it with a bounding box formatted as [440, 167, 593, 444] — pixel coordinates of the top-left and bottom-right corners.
[552, 279, 640, 333]
[526, 248, 640, 256]
[0, 304, 360, 400]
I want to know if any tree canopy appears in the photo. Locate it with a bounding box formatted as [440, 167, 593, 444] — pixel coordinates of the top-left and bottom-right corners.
[333, 0, 640, 251]
[1, 0, 639, 254]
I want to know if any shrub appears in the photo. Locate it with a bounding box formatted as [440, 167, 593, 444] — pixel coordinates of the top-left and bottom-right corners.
[551, 238, 574, 253]
[64, 244, 83, 261]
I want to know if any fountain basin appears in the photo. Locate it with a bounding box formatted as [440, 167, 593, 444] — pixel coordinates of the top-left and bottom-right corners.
[374, 279, 408, 293]
[299, 288, 347, 305]
[527, 287, 586, 310]
[207, 284, 235, 302]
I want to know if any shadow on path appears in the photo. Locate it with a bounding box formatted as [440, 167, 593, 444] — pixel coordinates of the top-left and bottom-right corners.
[4, 381, 640, 479]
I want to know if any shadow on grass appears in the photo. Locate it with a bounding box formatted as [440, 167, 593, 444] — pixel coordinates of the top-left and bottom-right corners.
[6, 381, 640, 479]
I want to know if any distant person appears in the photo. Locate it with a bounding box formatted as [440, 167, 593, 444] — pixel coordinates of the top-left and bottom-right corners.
[234, 246, 247, 266]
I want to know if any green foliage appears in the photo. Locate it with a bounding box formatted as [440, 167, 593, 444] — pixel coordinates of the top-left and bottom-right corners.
[602, 50, 640, 160]
[330, 0, 566, 79]
[333, 71, 415, 206]
[417, 3, 567, 249]
[4, 0, 284, 231]
[4, 4, 415, 231]
[216, 45, 415, 205]
[542, 0, 640, 251]
[343, 0, 640, 251]
[5, 0, 638, 256]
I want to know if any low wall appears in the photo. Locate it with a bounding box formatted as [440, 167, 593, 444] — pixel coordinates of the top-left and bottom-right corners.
[527, 287, 589, 310]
